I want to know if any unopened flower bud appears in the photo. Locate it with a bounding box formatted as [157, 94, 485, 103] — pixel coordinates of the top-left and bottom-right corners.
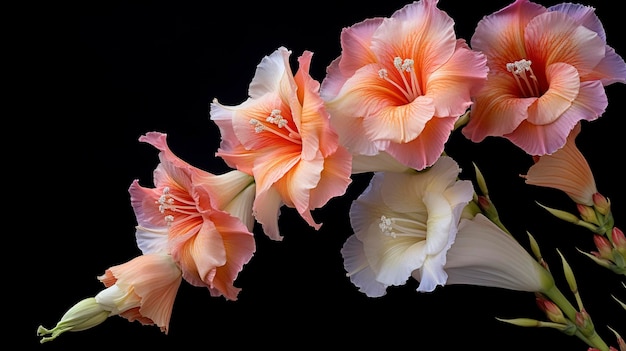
[37, 297, 111, 344]
[577, 204, 599, 225]
[536, 296, 566, 324]
[611, 227, 626, 257]
[574, 309, 595, 337]
[593, 234, 614, 260]
[592, 192, 611, 215]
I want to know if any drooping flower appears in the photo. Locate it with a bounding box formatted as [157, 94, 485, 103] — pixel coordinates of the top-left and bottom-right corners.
[341, 156, 474, 296]
[320, 0, 488, 171]
[210, 46, 353, 240]
[37, 253, 182, 343]
[523, 122, 597, 206]
[462, 0, 626, 156]
[129, 132, 256, 300]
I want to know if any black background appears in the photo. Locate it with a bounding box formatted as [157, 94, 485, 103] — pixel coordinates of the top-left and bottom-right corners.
[24, 0, 624, 349]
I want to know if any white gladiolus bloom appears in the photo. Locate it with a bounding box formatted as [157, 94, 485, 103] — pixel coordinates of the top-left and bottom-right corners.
[342, 156, 474, 296]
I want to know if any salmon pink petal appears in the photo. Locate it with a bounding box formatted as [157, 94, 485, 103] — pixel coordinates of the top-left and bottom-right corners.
[470, 0, 546, 71]
[251, 149, 300, 195]
[525, 11, 605, 73]
[328, 107, 388, 156]
[335, 18, 383, 77]
[308, 147, 353, 209]
[172, 219, 226, 288]
[100, 254, 182, 334]
[524, 122, 597, 205]
[384, 116, 457, 171]
[507, 80, 607, 155]
[374, 0, 457, 77]
[253, 187, 283, 241]
[206, 211, 255, 300]
[427, 40, 488, 117]
[526, 63, 580, 125]
[362, 95, 435, 143]
[462, 74, 536, 142]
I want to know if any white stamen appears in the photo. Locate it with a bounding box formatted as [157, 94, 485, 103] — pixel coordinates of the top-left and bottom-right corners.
[378, 56, 422, 100]
[379, 214, 427, 239]
[506, 59, 539, 97]
[249, 109, 302, 144]
[155, 187, 200, 225]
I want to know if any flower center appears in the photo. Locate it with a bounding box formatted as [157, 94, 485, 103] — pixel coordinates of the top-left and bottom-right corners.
[157, 186, 200, 225]
[378, 56, 422, 101]
[249, 109, 302, 144]
[506, 59, 540, 97]
[379, 215, 427, 239]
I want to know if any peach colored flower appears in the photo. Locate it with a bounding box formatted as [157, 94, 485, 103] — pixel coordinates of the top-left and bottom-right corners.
[462, 0, 626, 156]
[96, 254, 182, 334]
[341, 156, 474, 296]
[37, 254, 182, 343]
[319, 0, 488, 171]
[210, 46, 353, 240]
[523, 122, 597, 206]
[129, 132, 256, 301]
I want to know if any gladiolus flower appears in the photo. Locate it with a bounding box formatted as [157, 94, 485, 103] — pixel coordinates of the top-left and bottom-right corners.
[523, 122, 597, 206]
[462, 0, 626, 156]
[129, 132, 256, 300]
[341, 156, 474, 296]
[37, 254, 182, 342]
[210, 46, 353, 240]
[319, 0, 488, 171]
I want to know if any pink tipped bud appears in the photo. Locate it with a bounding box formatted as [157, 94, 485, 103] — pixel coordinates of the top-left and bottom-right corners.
[577, 204, 599, 225]
[611, 227, 626, 253]
[575, 309, 595, 337]
[592, 192, 610, 215]
[536, 296, 566, 323]
[593, 234, 614, 260]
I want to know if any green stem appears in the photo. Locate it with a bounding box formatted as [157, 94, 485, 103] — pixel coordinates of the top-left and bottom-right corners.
[541, 284, 610, 351]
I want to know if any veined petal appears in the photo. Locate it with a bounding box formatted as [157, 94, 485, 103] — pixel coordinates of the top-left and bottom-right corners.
[374, 0, 457, 78]
[549, 3, 605, 41]
[524, 122, 597, 205]
[462, 73, 536, 142]
[426, 40, 488, 117]
[526, 62, 580, 125]
[362, 95, 435, 143]
[248, 47, 288, 99]
[96, 254, 182, 334]
[341, 234, 389, 298]
[584, 45, 626, 85]
[525, 11, 605, 75]
[253, 186, 284, 241]
[441, 214, 553, 292]
[506, 80, 606, 155]
[206, 211, 256, 301]
[308, 146, 353, 209]
[192, 170, 255, 212]
[383, 116, 457, 171]
[171, 219, 226, 288]
[470, 0, 547, 72]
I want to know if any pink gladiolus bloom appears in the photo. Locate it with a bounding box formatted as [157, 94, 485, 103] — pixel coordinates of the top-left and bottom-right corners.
[462, 0, 626, 156]
[96, 254, 182, 334]
[210, 46, 353, 240]
[523, 122, 597, 206]
[320, 0, 488, 171]
[129, 132, 256, 301]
